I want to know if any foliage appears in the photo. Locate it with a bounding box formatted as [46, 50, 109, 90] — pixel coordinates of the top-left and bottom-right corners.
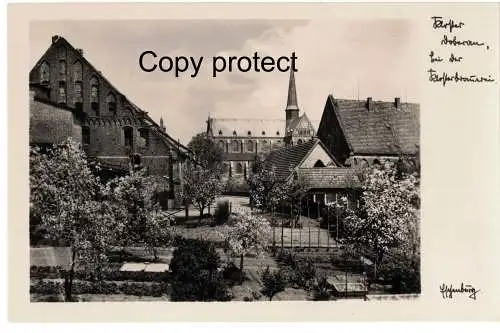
[29, 139, 123, 300]
[213, 200, 231, 226]
[261, 266, 286, 301]
[30, 279, 169, 297]
[182, 163, 225, 222]
[343, 161, 420, 288]
[187, 132, 224, 171]
[221, 211, 271, 274]
[247, 159, 306, 216]
[313, 275, 331, 301]
[105, 171, 174, 259]
[169, 239, 231, 301]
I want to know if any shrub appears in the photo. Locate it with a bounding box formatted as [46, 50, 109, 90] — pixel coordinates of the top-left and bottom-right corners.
[213, 201, 231, 226]
[30, 279, 169, 297]
[169, 239, 230, 301]
[313, 276, 331, 301]
[261, 266, 286, 301]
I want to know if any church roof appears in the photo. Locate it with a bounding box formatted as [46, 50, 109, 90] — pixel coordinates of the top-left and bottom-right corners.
[208, 118, 286, 137]
[325, 95, 420, 155]
[287, 113, 316, 134]
[297, 167, 361, 190]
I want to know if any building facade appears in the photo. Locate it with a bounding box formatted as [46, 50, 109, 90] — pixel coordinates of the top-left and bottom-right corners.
[29, 35, 191, 208]
[317, 95, 420, 167]
[206, 70, 317, 192]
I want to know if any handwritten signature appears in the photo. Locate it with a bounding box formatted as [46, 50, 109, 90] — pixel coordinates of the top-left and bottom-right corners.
[440, 283, 480, 300]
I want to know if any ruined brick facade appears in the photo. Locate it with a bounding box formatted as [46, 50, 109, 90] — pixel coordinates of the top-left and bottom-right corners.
[29, 35, 191, 208]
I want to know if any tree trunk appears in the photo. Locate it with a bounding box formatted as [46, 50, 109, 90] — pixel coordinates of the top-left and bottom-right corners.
[65, 249, 77, 302]
[185, 204, 189, 221]
[239, 253, 244, 283]
[198, 206, 204, 223]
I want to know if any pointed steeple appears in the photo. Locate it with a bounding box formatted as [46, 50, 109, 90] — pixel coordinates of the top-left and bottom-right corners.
[286, 70, 299, 111]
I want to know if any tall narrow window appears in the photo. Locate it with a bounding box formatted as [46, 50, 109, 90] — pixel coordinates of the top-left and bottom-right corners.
[247, 140, 254, 152]
[139, 128, 149, 147]
[107, 93, 117, 115]
[58, 81, 66, 105]
[59, 60, 66, 80]
[73, 61, 83, 82]
[218, 140, 225, 151]
[82, 126, 90, 145]
[74, 82, 83, 111]
[124, 126, 133, 147]
[39, 62, 50, 84]
[232, 140, 239, 152]
[236, 163, 243, 174]
[90, 76, 99, 115]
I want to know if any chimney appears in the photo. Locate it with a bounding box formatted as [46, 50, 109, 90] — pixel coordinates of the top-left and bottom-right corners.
[395, 97, 401, 109]
[76, 48, 84, 56]
[51, 35, 60, 44]
[366, 97, 373, 111]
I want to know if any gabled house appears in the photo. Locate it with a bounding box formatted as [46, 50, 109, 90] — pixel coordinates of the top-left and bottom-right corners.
[317, 95, 420, 167]
[263, 138, 361, 216]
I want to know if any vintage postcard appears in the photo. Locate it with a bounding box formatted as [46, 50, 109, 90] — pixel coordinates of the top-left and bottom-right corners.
[7, 2, 500, 322]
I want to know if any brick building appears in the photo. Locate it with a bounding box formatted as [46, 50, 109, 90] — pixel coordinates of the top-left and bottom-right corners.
[29, 35, 192, 208]
[206, 70, 318, 192]
[317, 95, 420, 167]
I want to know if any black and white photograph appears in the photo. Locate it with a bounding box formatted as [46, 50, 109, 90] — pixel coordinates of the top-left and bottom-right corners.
[7, 2, 500, 323]
[28, 18, 421, 303]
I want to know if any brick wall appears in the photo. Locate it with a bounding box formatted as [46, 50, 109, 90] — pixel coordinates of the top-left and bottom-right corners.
[30, 96, 82, 145]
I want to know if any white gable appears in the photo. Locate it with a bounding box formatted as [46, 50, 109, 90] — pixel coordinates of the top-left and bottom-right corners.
[301, 143, 337, 168]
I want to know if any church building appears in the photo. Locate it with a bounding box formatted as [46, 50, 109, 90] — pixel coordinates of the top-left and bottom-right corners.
[29, 35, 192, 208]
[206, 70, 317, 192]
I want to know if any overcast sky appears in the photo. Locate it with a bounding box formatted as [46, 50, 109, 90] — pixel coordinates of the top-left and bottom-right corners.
[30, 20, 420, 145]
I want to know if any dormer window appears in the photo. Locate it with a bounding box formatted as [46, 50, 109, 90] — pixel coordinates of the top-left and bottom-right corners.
[233, 130, 237, 136]
[248, 131, 251, 136]
[262, 131, 265, 135]
[276, 131, 280, 135]
[218, 130, 223, 135]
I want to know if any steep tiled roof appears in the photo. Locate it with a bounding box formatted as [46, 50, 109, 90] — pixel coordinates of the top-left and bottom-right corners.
[328, 96, 420, 155]
[263, 139, 319, 180]
[297, 167, 361, 190]
[287, 113, 316, 134]
[209, 118, 286, 137]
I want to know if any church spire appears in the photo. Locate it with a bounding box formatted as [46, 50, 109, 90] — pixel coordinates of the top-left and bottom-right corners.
[286, 70, 299, 111]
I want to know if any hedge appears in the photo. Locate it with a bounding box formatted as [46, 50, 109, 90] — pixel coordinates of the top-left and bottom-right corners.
[30, 266, 169, 283]
[30, 279, 169, 297]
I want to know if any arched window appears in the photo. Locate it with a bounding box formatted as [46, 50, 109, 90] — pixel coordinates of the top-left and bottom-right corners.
[262, 131, 266, 135]
[82, 126, 90, 145]
[131, 154, 141, 166]
[59, 60, 66, 80]
[313, 160, 325, 168]
[248, 131, 251, 136]
[124, 126, 133, 147]
[373, 159, 381, 165]
[107, 93, 117, 115]
[247, 140, 254, 152]
[73, 61, 82, 82]
[90, 76, 99, 115]
[236, 163, 243, 174]
[233, 130, 237, 136]
[39, 62, 50, 84]
[218, 130, 223, 135]
[261, 140, 269, 151]
[276, 131, 280, 136]
[58, 81, 66, 104]
[139, 128, 149, 147]
[231, 140, 239, 152]
[218, 140, 225, 151]
[297, 139, 303, 144]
